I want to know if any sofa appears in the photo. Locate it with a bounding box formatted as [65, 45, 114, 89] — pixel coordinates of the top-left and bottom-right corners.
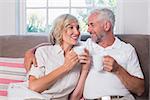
[0, 34, 149, 100]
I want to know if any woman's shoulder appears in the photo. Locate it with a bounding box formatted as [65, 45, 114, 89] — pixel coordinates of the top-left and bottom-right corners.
[37, 45, 54, 51]
[35, 45, 56, 55]
[36, 44, 62, 54]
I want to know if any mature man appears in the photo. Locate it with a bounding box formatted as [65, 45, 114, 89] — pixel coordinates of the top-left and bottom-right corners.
[24, 8, 144, 100]
[82, 8, 144, 100]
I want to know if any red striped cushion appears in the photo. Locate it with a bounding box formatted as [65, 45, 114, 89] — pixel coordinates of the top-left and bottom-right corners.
[0, 57, 25, 97]
[0, 91, 7, 96]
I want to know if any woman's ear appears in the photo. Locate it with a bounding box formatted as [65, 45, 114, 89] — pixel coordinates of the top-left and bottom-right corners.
[104, 21, 111, 31]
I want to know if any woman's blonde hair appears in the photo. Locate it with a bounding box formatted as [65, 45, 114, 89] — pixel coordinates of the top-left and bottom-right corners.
[49, 14, 78, 45]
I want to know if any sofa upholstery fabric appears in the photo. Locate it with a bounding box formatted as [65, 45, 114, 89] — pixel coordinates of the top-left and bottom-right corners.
[0, 34, 149, 100]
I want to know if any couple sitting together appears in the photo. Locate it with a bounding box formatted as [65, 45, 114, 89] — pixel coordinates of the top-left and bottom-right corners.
[8, 8, 144, 100]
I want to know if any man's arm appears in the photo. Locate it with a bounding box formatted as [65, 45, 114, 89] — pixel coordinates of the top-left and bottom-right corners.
[114, 65, 144, 96]
[24, 43, 51, 72]
[103, 56, 145, 96]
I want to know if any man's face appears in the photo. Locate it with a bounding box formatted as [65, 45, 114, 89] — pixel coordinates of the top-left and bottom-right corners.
[87, 13, 106, 43]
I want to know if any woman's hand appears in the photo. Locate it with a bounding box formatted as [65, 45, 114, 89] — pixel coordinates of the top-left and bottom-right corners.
[78, 48, 91, 72]
[69, 49, 91, 100]
[63, 50, 79, 71]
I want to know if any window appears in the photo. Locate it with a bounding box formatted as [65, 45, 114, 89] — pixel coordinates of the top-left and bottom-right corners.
[21, 0, 117, 35]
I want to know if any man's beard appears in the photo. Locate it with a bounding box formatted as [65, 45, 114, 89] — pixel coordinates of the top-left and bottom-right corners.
[91, 32, 106, 43]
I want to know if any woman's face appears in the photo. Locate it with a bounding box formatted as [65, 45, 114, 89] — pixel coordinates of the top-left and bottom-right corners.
[62, 20, 80, 46]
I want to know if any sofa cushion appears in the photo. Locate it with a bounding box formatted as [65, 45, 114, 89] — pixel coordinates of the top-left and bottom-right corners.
[0, 57, 26, 97]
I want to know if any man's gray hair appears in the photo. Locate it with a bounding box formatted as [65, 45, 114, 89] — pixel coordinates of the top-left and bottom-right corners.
[90, 8, 115, 30]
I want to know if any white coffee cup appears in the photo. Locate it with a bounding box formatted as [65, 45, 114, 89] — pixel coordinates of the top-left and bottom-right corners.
[73, 46, 85, 55]
[92, 54, 103, 71]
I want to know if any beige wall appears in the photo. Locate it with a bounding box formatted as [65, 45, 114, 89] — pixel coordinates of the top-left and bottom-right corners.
[0, 0, 149, 35]
[148, 0, 150, 34]
[116, 0, 149, 34]
[0, 0, 17, 35]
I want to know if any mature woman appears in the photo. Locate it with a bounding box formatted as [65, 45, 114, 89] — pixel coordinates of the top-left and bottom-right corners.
[8, 14, 91, 100]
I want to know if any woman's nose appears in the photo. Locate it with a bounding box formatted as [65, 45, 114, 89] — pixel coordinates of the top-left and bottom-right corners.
[74, 28, 80, 35]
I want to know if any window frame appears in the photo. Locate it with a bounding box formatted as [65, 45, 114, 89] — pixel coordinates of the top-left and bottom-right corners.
[19, 0, 121, 35]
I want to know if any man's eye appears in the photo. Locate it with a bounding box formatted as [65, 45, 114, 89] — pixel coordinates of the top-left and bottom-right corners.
[91, 24, 94, 27]
[77, 25, 80, 30]
[89, 23, 94, 27]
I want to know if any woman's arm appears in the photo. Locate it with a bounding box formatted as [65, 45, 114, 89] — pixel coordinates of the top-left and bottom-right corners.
[69, 70, 89, 100]
[28, 50, 79, 93]
[29, 65, 71, 93]
[70, 49, 91, 100]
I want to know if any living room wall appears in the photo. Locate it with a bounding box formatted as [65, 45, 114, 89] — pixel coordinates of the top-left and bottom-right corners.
[121, 0, 149, 34]
[0, 0, 149, 35]
[147, 0, 150, 33]
[0, 0, 17, 35]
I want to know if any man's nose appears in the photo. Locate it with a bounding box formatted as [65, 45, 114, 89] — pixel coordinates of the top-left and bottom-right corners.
[87, 26, 91, 33]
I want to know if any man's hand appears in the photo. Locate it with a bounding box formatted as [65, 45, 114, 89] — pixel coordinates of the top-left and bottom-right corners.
[24, 49, 37, 72]
[24, 43, 52, 72]
[103, 55, 120, 72]
[103, 56, 145, 96]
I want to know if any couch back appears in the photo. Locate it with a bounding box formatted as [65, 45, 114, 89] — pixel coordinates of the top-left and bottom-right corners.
[0, 34, 149, 100]
[0, 35, 48, 57]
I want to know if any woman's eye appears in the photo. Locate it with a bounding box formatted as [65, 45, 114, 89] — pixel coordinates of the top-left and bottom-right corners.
[67, 25, 79, 30]
[69, 26, 73, 29]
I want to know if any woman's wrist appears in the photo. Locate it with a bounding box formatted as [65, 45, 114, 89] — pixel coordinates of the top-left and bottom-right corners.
[81, 68, 89, 73]
[81, 65, 90, 72]
[62, 64, 72, 73]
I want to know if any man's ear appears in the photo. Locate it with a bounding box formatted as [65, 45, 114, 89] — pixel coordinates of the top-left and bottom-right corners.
[104, 21, 111, 31]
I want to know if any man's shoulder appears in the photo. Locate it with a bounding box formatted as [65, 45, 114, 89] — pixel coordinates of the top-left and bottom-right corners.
[118, 38, 135, 51]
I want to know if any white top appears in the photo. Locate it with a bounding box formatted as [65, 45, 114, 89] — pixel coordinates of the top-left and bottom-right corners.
[28, 44, 81, 99]
[83, 37, 144, 99]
